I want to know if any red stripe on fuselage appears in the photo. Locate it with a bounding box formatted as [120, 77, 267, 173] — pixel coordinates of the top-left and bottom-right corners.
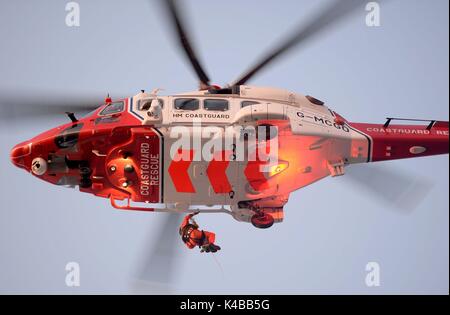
[168, 150, 196, 193]
[350, 122, 449, 162]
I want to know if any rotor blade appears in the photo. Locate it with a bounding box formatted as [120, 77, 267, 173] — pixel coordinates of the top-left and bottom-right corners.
[161, 0, 211, 87]
[232, 0, 376, 86]
[0, 104, 100, 121]
[0, 89, 121, 123]
[133, 212, 184, 292]
[345, 164, 434, 213]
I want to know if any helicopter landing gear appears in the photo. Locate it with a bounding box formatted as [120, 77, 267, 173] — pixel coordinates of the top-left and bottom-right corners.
[250, 211, 274, 229]
[79, 165, 92, 188]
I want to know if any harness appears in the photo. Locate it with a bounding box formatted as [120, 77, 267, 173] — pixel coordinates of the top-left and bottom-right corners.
[181, 224, 206, 247]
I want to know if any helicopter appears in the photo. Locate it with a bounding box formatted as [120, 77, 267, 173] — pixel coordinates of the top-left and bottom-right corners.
[4, 0, 449, 243]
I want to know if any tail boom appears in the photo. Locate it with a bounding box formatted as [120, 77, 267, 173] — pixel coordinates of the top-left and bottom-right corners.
[349, 120, 449, 162]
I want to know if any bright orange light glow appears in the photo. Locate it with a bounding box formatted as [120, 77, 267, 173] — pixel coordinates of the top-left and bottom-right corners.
[267, 161, 289, 177]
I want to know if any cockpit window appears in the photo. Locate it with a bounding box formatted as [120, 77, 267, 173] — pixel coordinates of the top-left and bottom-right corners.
[139, 98, 164, 110]
[99, 101, 124, 116]
[204, 99, 229, 111]
[56, 175, 80, 188]
[241, 101, 260, 108]
[82, 108, 100, 118]
[54, 123, 84, 149]
[174, 98, 199, 110]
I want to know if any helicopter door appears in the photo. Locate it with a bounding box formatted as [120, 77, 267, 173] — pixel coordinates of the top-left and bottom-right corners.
[197, 127, 239, 205]
[186, 127, 229, 206]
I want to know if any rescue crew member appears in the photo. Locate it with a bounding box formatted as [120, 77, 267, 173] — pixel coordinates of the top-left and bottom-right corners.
[179, 212, 221, 253]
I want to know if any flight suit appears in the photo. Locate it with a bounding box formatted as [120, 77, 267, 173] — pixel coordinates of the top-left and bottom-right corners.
[179, 213, 221, 253]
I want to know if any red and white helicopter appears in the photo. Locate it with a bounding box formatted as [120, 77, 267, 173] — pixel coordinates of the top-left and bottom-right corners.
[4, 0, 449, 254]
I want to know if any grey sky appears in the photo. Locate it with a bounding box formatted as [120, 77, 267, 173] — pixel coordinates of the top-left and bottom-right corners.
[0, 0, 448, 294]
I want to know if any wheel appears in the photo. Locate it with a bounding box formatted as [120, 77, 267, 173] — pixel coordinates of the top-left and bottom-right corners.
[79, 178, 92, 188]
[79, 166, 92, 176]
[251, 212, 274, 229]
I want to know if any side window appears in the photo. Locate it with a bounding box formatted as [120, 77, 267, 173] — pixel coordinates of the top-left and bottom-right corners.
[139, 98, 164, 110]
[174, 98, 199, 110]
[99, 101, 124, 116]
[204, 99, 229, 111]
[241, 100, 260, 108]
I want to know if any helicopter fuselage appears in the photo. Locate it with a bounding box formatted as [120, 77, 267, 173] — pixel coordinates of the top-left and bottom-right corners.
[10, 85, 449, 225]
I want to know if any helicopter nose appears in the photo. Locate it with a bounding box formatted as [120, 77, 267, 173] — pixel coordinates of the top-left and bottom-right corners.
[10, 141, 31, 169]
